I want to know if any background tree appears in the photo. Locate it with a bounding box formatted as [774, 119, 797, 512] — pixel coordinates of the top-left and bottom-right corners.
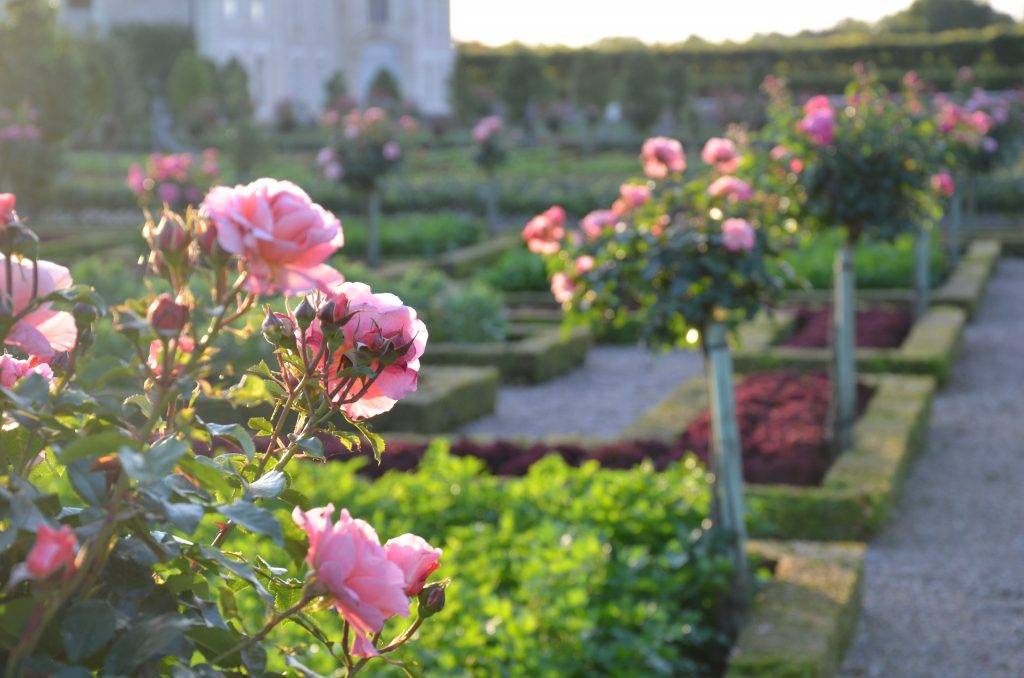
[368, 68, 403, 108]
[569, 51, 613, 152]
[619, 50, 667, 134]
[497, 49, 549, 130]
[879, 0, 1015, 32]
[166, 50, 218, 138]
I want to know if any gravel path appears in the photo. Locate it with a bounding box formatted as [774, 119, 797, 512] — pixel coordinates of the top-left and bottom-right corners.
[841, 257, 1024, 677]
[459, 345, 703, 439]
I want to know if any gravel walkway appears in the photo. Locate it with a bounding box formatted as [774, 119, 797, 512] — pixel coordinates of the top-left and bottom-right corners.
[841, 257, 1024, 677]
[459, 345, 703, 439]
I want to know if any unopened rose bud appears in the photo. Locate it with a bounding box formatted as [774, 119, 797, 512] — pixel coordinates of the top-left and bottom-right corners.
[417, 580, 448, 619]
[261, 309, 296, 349]
[147, 294, 189, 337]
[293, 298, 316, 331]
[145, 211, 191, 259]
[195, 215, 226, 263]
[72, 302, 97, 329]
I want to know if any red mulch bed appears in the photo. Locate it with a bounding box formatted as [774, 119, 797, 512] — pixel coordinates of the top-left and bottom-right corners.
[781, 306, 913, 349]
[317, 370, 872, 487]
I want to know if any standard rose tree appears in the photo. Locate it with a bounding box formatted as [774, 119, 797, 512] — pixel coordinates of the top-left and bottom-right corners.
[0, 179, 446, 674]
[472, 115, 508, 230]
[526, 136, 788, 607]
[318, 108, 413, 267]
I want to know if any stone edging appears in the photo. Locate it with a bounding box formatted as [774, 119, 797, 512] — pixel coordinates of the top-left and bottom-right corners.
[626, 372, 936, 541]
[727, 540, 865, 677]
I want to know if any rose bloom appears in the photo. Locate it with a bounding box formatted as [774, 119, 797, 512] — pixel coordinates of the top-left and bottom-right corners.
[292, 505, 410, 658]
[0, 256, 77, 358]
[384, 534, 442, 596]
[803, 95, 832, 114]
[126, 165, 146, 195]
[580, 209, 616, 240]
[707, 176, 753, 202]
[641, 137, 686, 179]
[25, 524, 78, 580]
[522, 206, 566, 255]
[157, 183, 182, 205]
[0, 193, 15, 227]
[618, 183, 652, 210]
[969, 110, 993, 135]
[798, 107, 836, 147]
[931, 172, 955, 197]
[721, 218, 756, 252]
[0, 354, 53, 388]
[316, 281, 428, 420]
[981, 136, 998, 154]
[201, 178, 345, 295]
[550, 271, 575, 304]
[472, 115, 503, 143]
[701, 137, 741, 173]
[147, 336, 196, 378]
[383, 140, 402, 161]
[574, 255, 595, 275]
[770, 145, 790, 161]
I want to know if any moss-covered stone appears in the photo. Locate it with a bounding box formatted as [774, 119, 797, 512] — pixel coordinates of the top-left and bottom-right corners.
[424, 324, 591, 383]
[728, 541, 865, 677]
[374, 366, 499, 433]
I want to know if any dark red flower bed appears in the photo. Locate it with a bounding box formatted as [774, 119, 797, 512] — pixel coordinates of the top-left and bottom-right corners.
[781, 306, 913, 349]
[318, 370, 872, 487]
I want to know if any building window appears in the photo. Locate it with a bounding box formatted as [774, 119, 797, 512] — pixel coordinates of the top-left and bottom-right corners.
[251, 0, 264, 21]
[223, 0, 238, 18]
[369, 0, 389, 25]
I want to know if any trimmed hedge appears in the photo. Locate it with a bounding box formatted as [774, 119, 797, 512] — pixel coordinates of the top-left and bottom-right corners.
[731, 304, 967, 385]
[373, 366, 499, 433]
[424, 323, 592, 383]
[629, 372, 936, 541]
[933, 238, 1003, 317]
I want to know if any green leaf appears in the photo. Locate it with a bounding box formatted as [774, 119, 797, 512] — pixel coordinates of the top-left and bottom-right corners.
[188, 626, 244, 667]
[178, 455, 236, 499]
[293, 436, 324, 459]
[248, 470, 286, 500]
[198, 547, 274, 604]
[227, 374, 273, 407]
[206, 423, 256, 459]
[102, 614, 190, 675]
[61, 600, 116, 662]
[122, 394, 152, 418]
[247, 417, 274, 436]
[219, 500, 283, 546]
[118, 438, 187, 484]
[58, 431, 133, 463]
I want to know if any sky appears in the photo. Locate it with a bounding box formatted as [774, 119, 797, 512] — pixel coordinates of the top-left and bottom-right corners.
[450, 0, 1024, 46]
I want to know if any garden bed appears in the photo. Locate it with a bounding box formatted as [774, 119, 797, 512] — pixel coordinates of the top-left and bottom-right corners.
[373, 365, 500, 433]
[732, 303, 966, 385]
[423, 323, 591, 383]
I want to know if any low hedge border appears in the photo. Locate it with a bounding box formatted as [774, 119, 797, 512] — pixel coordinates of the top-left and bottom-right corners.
[727, 540, 865, 677]
[374, 365, 499, 433]
[423, 323, 591, 383]
[731, 304, 966, 385]
[973, 228, 1024, 256]
[777, 238, 1001, 317]
[626, 371, 936, 541]
[435, 233, 520, 278]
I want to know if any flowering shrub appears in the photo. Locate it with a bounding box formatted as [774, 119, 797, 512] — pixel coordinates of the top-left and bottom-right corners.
[0, 180, 448, 673]
[127, 149, 220, 210]
[317, 107, 408, 192]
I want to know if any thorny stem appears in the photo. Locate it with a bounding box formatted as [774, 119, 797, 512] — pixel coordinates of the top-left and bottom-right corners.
[209, 590, 318, 665]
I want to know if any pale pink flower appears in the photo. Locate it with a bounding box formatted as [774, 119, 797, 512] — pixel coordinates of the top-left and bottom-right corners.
[522, 206, 566, 255]
[618, 183, 652, 210]
[803, 95, 832, 114]
[127, 165, 146, 195]
[472, 115, 503, 143]
[383, 140, 402, 161]
[201, 179, 344, 295]
[574, 255, 595, 275]
[580, 209, 616, 240]
[770, 145, 790, 161]
[324, 161, 343, 182]
[798, 106, 836, 147]
[0, 257, 77, 358]
[931, 171, 955, 198]
[316, 281, 427, 420]
[721, 218, 756, 252]
[641, 137, 686, 179]
[292, 505, 410, 658]
[707, 176, 753, 202]
[550, 272, 575, 304]
[384, 534, 442, 596]
[0, 354, 53, 388]
[701, 137, 741, 173]
[969, 110, 993, 135]
[24, 524, 77, 580]
[316, 147, 336, 167]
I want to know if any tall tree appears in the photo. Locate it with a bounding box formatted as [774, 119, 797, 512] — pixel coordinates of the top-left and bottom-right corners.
[879, 0, 1015, 33]
[620, 50, 667, 134]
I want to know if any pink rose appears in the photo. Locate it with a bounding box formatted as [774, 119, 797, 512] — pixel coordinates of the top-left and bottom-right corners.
[969, 110, 993, 135]
[803, 95, 832, 114]
[931, 171, 955, 198]
[550, 272, 575, 304]
[472, 115, 503, 142]
[618, 183, 651, 210]
[147, 294, 190, 337]
[0, 354, 54, 388]
[522, 206, 566, 255]
[382, 140, 402, 161]
[127, 165, 146, 195]
[25, 524, 77, 580]
[0, 257, 77, 358]
[574, 255, 595, 275]
[292, 505, 409, 658]
[147, 336, 195, 379]
[797, 107, 836, 147]
[0, 193, 14, 228]
[324, 161, 343, 182]
[157, 183, 181, 205]
[641, 137, 686, 179]
[701, 137, 741, 174]
[721, 218, 756, 252]
[201, 178, 345, 295]
[580, 209, 616, 240]
[316, 147, 336, 167]
[707, 176, 753, 202]
[316, 281, 427, 420]
[384, 534, 442, 596]
[770, 145, 789, 161]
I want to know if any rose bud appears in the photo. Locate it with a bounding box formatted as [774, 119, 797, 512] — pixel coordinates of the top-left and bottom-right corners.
[24, 524, 78, 580]
[195, 214, 227, 263]
[261, 308, 296, 350]
[417, 580, 448, 619]
[147, 294, 189, 337]
[293, 297, 317, 331]
[145, 211, 192, 257]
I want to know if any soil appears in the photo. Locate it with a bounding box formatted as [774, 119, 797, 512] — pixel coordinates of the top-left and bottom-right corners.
[781, 306, 913, 349]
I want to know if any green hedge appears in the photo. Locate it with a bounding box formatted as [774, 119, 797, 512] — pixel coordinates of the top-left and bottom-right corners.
[229, 445, 737, 675]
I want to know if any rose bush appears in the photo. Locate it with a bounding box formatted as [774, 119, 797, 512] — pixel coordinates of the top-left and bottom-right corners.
[127, 149, 220, 210]
[0, 180, 448, 674]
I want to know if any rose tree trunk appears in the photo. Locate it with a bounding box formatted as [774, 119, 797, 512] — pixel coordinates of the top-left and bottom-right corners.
[914, 222, 931, 320]
[831, 239, 857, 453]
